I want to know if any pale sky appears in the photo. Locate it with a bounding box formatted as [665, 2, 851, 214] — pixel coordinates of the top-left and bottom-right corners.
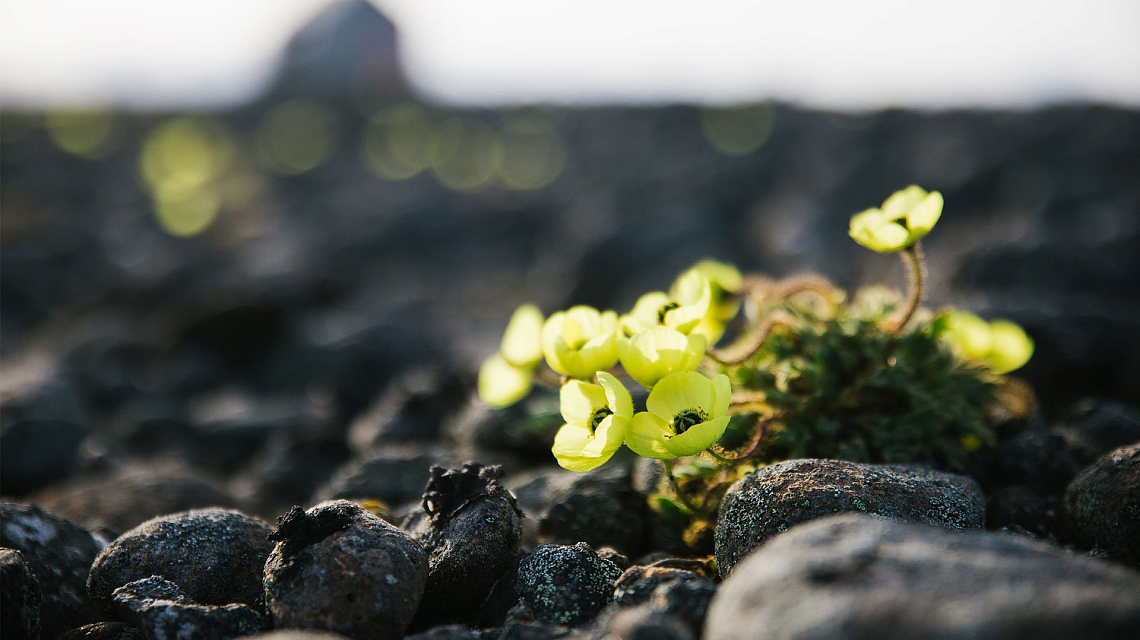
[2, 0, 1138, 109]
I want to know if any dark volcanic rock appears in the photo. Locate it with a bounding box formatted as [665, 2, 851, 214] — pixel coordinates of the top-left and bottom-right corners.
[705, 514, 1140, 640]
[347, 368, 463, 449]
[246, 632, 350, 640]
[589, 606, 694, 640]
[1, 548, 41, 640]
[58, 622, 147, 640]
[482, 542, 623, 628]
[715, 459, 985, 576]
[612, 565, 716, 632]
[31, 464, 236, 535]
[986, 485, 1066, 541]
[403, 625, 484, 640]
[990, 429, 1081, 494]
[318, 446, 457, 508]
[0, 418, 89, 495]
[87, 508, 273, 615]
[111, 576, 264, 640]
[405, 463, 523, 627]
[1064, 443, 1140, 566]
[537, 465, 647, 557]
[1059, 400, 1140, 463]
[0, 503, 104, 637]
[263, 500, 428, 639]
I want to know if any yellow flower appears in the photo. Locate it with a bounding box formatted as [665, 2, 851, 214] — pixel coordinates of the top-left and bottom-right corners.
[500, 303, 544, 368]
[478, 353, 534, 408]
[541, 306, 620, 379]
[678, 260, 742, 321]
[552, 372, 633, 471]
[625, 371, 731, 459]
[621, 269, 713, 336]
[617, 326, 706, 388]
[849, 185, 943, 253]
[942, 310, 1034, 374]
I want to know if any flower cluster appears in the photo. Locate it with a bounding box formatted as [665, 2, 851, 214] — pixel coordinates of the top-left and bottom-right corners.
[479, 262, 741, 471]
[477, 186, 1035, 492]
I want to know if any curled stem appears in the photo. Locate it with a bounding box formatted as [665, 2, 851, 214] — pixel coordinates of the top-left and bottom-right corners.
[889, 242, 925, 334]
[709, 412, 778, 461]
[707, 314, 793, 365]
[662, 459, 701, 515]
[533, 367, 565, 389]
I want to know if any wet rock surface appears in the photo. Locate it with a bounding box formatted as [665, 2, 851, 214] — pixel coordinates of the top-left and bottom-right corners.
[405, 463, 523, 627]
[29, 464, 236, 535]
[111, 576, 265, 640]
[714, 459, 985, 576]
[1, 548, 42, 640]
[87, 508, 273, 615]
[0, 503, 104, 637]
[482, 542, 623, 628]
[1064, 443, 1140, 567]
[705, 514, 1140, 640]
[263, 500, 428, 640]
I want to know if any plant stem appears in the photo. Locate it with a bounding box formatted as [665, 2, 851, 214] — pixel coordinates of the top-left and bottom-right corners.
[891, 242, 925, 334]
[662, 459, 701, 515]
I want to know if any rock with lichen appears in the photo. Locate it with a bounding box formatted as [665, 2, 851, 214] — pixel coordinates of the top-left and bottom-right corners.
[263, 500, 428, 640]
[612, 564, 716, 633]
[715, 459, 985, 576]
[482, 542, 623, 628]
[87, 509, 273, 615]
[1064, 443, 1140, 567]
[404, 463, 523, 627]
[111, 576, 265, 640]
[1, 548, 42, 640]
[1, 503, 104, 637]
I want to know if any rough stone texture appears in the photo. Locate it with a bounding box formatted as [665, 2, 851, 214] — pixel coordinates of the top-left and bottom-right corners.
[111, 576, 264, 640]
[612, 565, 716, 633]
[0, 503, 104, 637]
[986, 485, 1067, 542]
[588, 606, 694, 640]
[537, 465, 647, 557]
[990, 430, 1081, 494]
[403, 625, 485, 640]
[87, 508, 273, 615]
[1, 548, 42, 640]
[1059, 400, 1140, 463]
[405, 463, 523, 627]
[1064, 443, 1140, 567]
[715, 459, 985, 576]
[263, 500, 428, 640]
[31, 464, 237, 536]
[57, 622, 147, 640]
[705, 514, 1140, 640]
[246, 632, 351, 640]
[482, 542, 623, 628]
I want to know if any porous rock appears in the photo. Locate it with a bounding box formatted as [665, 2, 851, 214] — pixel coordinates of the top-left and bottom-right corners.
[405, 463, 523, 626]
[1, 548, 42, 640]
[705, 514, 1140, 640]
[715, 458, 985, 576]
[111, 576, 264, 640]
[482, 542, 623, 628]
[588, 606, 694, 640]
[612, 564, 716, 632]
[57, 622, 147, 640]
[1064, 443, 1140, 566]
[87, 508, 273, 615]
[263, 500, 428, 639]
[0, 503, 104, 637]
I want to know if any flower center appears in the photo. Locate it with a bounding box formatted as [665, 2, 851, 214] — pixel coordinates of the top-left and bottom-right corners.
[588, 407, 613, 433]
[671, 408, 708, 435]
[657, 302, 680, 324]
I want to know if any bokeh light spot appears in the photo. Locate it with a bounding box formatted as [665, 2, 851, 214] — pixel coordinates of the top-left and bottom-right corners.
[44, 110, 118, 159]
[361, 103, 434, 180]
[428, 117, 502, 191]
[498, 116, 566, 190]
[700, 103, 775, 156]
[153, 186, 220, 237]
[140, 117, 233, 195]
[255, 100, 340, 175]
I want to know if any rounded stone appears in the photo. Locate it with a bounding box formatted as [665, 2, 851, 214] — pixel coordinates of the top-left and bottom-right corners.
[87, 508, 273, 615]
[1064, 443, 1140, 566]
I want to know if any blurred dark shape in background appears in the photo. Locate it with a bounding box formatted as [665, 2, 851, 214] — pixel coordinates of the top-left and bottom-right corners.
[1, 1, 1138, 508]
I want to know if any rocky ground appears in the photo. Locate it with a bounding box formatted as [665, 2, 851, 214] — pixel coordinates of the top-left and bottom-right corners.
[2, 48, 1140, 639]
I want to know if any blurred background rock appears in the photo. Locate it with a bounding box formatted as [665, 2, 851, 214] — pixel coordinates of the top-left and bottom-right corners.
[1, 1, 1137, 514]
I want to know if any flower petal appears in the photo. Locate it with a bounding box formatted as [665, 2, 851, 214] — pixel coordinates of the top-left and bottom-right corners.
[553, 422, 605, 471]
[711, 373, 732, 418]
[665, 415, 730, 457]
[478, 353, 534, 408]
[881, 185, 927, 220]
[560, 379, 608, 425]
[625, 411, 675, 459]
[501, 304, 544, 368]
[596, 371, 633, 419]
[582, 414, 627, 457]
[541, 311, 570, 375]
[905, 190, 943, 237]
[646, 371, 713, 421]
[987, 320, 1034, 374]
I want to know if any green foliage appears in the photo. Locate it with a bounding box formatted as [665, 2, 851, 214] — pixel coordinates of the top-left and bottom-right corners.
[730, 296, 997, 472]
